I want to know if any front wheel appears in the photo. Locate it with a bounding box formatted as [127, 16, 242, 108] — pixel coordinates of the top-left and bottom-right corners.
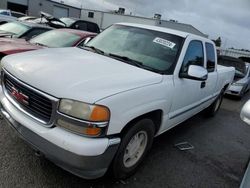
[112, 119, 155, 179]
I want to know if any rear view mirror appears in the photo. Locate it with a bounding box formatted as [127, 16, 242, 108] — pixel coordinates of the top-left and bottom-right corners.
[241, 100, 250, 125]
[180, 65, 208, 81]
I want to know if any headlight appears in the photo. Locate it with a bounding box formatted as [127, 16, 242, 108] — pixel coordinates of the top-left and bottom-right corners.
[57, 99, 110, 137]
[232, 82, 244, 86]
[59, 99, 110, 121]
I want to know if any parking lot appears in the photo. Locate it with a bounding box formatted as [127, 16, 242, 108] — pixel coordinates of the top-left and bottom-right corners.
[0, 93, 249, 188]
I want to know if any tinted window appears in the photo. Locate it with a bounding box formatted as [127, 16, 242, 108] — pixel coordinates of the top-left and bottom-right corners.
[74, 21, 87, 31]
[87, 23, 99, 33]
[22, 28, 50, 40]
[181, 40, 204, 73]
[205, 43, 215, 72]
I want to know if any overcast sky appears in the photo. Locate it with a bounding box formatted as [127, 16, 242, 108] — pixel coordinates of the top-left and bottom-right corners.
[63, 0, 250, 49]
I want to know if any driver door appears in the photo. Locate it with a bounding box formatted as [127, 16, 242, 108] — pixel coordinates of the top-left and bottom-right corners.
[168, 39, 206, 127]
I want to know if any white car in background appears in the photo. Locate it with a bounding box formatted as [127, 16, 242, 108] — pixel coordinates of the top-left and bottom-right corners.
[219, 55, 250, 98]
[0, 9, 26, 25]
[227, 64, 250, 98]
[0, 9, 17, 24]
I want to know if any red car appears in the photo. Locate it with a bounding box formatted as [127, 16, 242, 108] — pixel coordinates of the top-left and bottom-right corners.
[0, 28, 97, 59]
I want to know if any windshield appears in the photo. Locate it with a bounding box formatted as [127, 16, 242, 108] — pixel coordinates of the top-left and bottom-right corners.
[0, 22, 29, 37]
[30, 30, 81, 47]
[86, 25, 184, 73]
[60, 18, 75, 27]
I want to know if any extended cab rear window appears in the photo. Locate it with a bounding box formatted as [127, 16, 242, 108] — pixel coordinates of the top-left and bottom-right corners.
[205, 43, 216, 72]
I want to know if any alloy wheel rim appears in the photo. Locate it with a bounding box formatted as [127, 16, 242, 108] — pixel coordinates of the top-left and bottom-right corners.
[123, 131, 148, 168]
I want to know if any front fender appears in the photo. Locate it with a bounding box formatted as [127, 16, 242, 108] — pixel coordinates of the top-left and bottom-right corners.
[96, 80, 174, 135]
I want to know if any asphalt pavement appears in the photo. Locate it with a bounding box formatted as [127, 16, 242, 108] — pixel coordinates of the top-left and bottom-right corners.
[0, 93, 250, 188]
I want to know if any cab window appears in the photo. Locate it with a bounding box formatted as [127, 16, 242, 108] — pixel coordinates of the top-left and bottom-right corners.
[205, 43, 216, 72]
[181, 40, 204, 73]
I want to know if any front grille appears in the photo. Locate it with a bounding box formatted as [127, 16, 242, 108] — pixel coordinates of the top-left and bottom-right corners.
[3, 72, 53, 123]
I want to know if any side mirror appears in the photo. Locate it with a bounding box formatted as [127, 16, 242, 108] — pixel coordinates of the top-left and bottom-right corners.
[241, 100, 250, 125]
[180, 65, 208, 81]
[83, 37, 92, 45]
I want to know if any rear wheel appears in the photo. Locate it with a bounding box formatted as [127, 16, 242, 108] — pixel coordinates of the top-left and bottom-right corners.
[112, 119, 155, 179]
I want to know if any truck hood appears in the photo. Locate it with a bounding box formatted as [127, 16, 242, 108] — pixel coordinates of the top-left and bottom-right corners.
[0, 38, 42, 55]
[2, 47, 163, 103]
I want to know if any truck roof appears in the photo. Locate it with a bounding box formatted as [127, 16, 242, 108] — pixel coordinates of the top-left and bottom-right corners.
[117, 22, 208, 40]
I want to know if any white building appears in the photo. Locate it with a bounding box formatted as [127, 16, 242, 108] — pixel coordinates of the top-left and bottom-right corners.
[220, 48, 250, 58]
[0, 0, 81, 18]
[81, 8, 208, 38]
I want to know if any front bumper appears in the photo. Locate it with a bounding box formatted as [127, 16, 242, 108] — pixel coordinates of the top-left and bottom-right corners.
[0, 93, 120, 179]
[225, 85, 244, 96]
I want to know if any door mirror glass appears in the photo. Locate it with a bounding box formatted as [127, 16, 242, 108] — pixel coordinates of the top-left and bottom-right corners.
[180, 65, 208, 81]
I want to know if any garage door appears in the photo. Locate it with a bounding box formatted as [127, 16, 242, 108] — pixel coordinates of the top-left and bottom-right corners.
[8, 0, 28, 6]
[53, 6, 69, 18]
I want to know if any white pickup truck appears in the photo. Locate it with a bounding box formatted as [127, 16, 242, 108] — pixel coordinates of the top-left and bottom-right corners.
[0, 23, 235, 179]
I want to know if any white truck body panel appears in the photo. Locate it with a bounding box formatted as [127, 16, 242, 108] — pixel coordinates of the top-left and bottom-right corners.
[0, 23, 235, 178]
[2, 47, 163, 104]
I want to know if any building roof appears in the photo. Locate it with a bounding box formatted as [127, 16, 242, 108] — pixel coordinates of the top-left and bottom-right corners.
[81, 8, 207, 37]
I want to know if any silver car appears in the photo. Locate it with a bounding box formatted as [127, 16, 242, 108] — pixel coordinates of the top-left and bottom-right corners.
[241, 100, 250, 125]
[226, 64, 250, 98]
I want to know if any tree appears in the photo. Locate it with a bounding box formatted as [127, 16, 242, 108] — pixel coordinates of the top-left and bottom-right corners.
[212, 37, 222, 47]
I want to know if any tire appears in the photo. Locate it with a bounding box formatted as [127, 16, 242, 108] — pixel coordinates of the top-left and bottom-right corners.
[205, 90, 224, 117]
[112, 119, 155, 179]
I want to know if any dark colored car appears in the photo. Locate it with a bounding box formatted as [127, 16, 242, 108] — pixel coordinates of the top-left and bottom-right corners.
[0, 21, 52, 40]
[0, 28, 97, 60]
[34, 12, 100, 33]
[59, 17, 100, 33]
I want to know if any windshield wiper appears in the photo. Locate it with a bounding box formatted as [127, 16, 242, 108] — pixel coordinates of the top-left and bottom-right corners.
[108, 53, 162, 73]
[83, 46, 104, 55]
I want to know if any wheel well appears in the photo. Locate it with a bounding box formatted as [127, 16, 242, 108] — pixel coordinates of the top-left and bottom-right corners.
[120, 110, 163, 136]
[223, 84, 229, 91]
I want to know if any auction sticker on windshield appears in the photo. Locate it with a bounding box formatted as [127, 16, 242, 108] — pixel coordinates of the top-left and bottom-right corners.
[153, 37, 176, 49]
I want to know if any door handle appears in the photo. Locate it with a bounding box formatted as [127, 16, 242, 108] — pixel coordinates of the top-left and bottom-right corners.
[201, 81, 206, 88]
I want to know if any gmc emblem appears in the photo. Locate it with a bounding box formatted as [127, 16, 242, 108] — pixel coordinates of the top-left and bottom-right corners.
[11, 87, 29, 105]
